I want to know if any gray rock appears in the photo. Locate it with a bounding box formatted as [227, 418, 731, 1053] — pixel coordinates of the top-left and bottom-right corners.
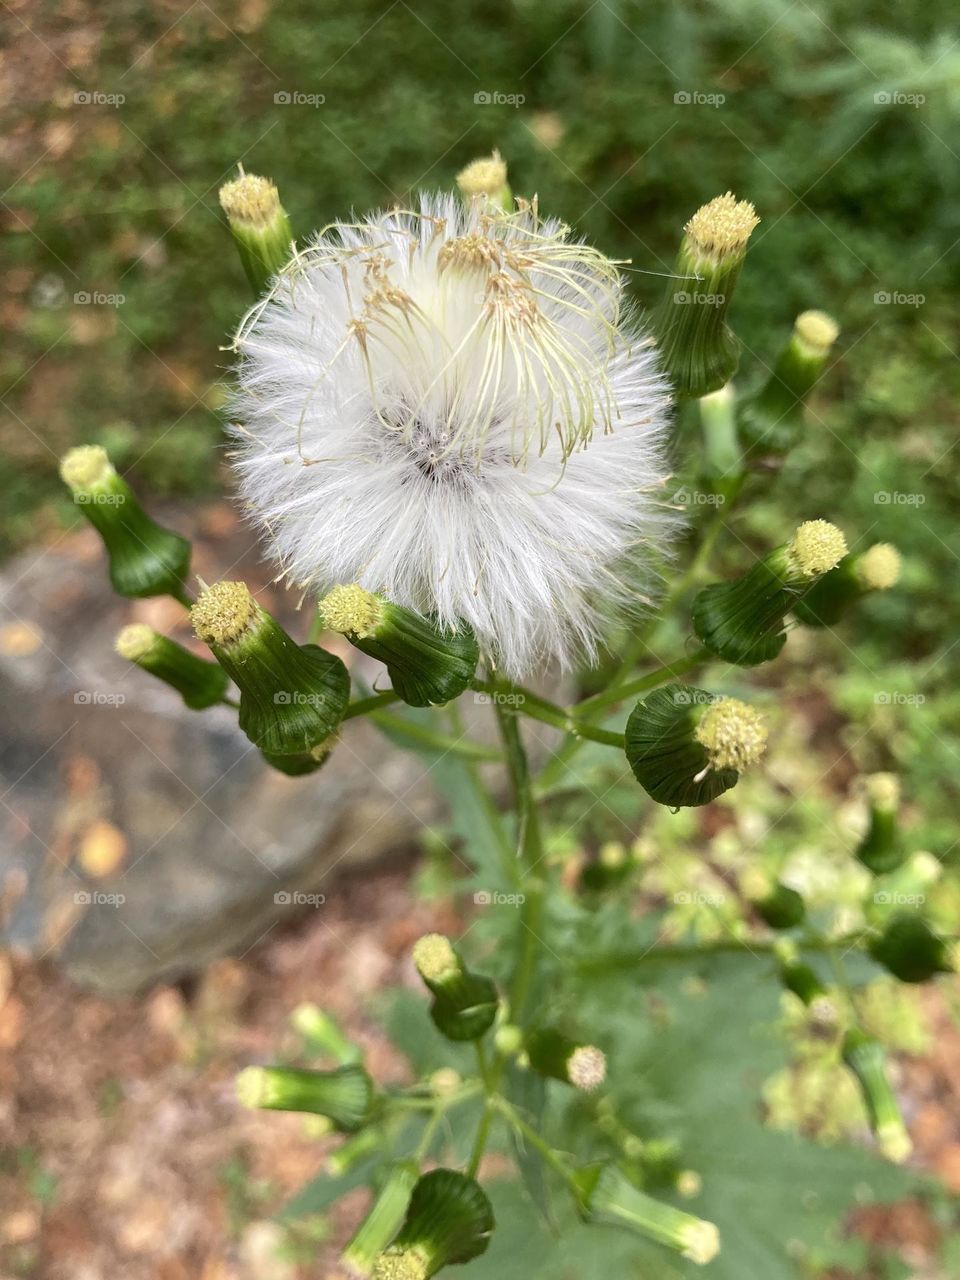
[0, 515, 443, 993]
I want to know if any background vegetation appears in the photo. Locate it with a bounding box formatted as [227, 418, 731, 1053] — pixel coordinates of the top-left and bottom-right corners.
[3, 0, 959, 1274]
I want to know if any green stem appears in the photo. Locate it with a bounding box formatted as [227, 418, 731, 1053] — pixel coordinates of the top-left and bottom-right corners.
[495, 1098, 582, 1199]
[343, 691, 400, 719]
[467, 1101, 494, 1178]
[369, 710, 503, 762]
[474, 681, 624, 748]
[577, 932, 867, 975]
[575, 648, 710, 716]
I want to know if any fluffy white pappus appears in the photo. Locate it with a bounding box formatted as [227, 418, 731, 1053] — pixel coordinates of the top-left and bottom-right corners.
[228, 192, 674, 678]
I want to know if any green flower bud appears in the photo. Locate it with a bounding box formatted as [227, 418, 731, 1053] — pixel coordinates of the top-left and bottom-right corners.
[793, 542, 902, 628]
[656, 192, 760, 399]
[290, 1003, 361, 1063]
[693, 520, 847, 665]
[779, 960, 827, 1007]
[115, 624, 229, 710]
[343, 1160, 420, 1277]
[625, 685, 768, 808]
[371, 1169, 495, 1279]
[739, 311, 839, 460]
[856, 773, 904, 874]
[412, 934, 498, 1042]
[218, 168, 294, 295]
[235, 1063, 373, 1131]
[60, 446, 191, 601]
[526, 1028, 606, 1092]
[869, 913, 954, 983]
[697, 382, 744, 500]
[493, 1023, 524, 1058]
[579, 1163, 720, 1265]
[319, 586, 478, 708]
[455, 150, 512, 212]
[192, 582, 349, 755]
[740, 868, 805, 930]
[842, 1030, 912, 1163]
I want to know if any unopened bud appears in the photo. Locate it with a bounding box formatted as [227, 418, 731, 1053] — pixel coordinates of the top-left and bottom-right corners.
[794, 541, 901, 627]
[527, 1028, 606, 1091]
[319, 586, 478, 708]
[869, 913, 953, 983]
[580, 1163, 720, 1264]
[411, 934, 498, 1042]
[842, 1030, 912, 1163]
[740, 310, 840, 460]
[370, 1169, 494, 1278]
[60, 446, 191, 601]
[219, 168, 294, 295]
[115, 624, 228, 709]
[235, 1063, 373, 1131]
[455, 150, 512, 211]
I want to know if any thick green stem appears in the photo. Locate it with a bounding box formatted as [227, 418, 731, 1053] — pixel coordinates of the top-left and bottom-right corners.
[495, 1098, 582, 1198]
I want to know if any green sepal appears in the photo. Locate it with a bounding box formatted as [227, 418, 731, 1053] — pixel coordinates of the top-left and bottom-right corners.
[237, 1063, 373, 1131]
[692, 556, 797, 666]
[260, 739, 335, 776]
[856, 807, 903, 875]
[383, 1169, 495, 1273]
[739, 334, 828, 460]
[792, 556, 864, 627]
[343, 1160, 420, 1276]
[779, 961, 826, 1006]
[211, 623, 349, 756]
[656, 251, 745, 400]
[624, 685, 739, 808]
[126, 633, 228, 709]
[752, 882, 805, 930]
[869, 913, 952, 983]
[428, 972, 498, 1042]
[345, 605, 478, 708]
[69, 469, 190, 599]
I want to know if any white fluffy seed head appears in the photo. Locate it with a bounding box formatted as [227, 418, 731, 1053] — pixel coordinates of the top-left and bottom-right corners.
[227, 193, 674, 678]
[568, 1045, 606, 1091]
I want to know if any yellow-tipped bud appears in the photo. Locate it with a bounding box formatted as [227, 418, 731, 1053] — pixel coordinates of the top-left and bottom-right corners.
[319, 583, 383, 638]
[236, 1065, 269, 1109]
[865, 772, 900, 812]
[371, 1253, 428, 1280]
[219, 171, 283, 228]
[191, 581, 257, 645]
[683, 192, 760, 268]
[59, 444, 113, 490]
[786, 520, 848, 578]
[115, 623, 157, 661]
[794, 310, 840, 356]
[456, 150, 509, 203]
[856, 543, 902, 591]
[694, 698, 768, 772]
[680, 1220, 721, 1265]
[412, 933, 458, 983]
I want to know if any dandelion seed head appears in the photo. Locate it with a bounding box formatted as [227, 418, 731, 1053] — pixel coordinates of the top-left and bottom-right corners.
[228, 193, 674, 676]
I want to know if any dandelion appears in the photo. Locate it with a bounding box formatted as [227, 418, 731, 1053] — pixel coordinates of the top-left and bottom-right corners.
[228, 193, 672, 677]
